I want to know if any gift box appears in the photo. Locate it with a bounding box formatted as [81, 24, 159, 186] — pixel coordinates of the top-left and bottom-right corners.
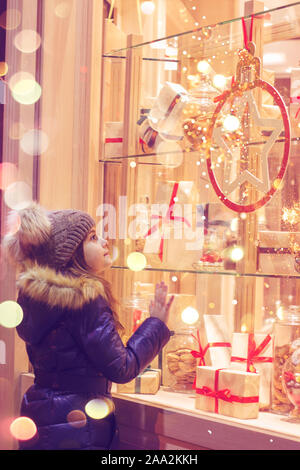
[195, 366, 260, 419]
[143, 181, 201, 269]
[230, 332, 273, 408]
[104, 121, 123, 158]
[194, 315, 231, 368]
[257, 231, 300, 275]
[138, 117, 162, 151]
[148, 82, 188, 135]
[116, 368, 161, 394]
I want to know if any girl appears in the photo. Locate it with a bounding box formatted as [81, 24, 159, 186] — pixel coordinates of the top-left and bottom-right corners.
[4, 203, 173, 450]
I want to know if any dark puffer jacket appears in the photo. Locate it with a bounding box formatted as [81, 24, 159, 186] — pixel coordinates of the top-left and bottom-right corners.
[16, 264, 171, 450]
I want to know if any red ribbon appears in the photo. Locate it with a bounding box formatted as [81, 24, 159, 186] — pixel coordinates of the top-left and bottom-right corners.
[213, 76, 235, 104]
[241, 15, 254, 51]
[283, 371, 296, 383]
[231, 333, 273, 373]
[105, 137, 123, 143]
[195, 368, 259, 414]
[191, 330, 231, 366]
[144, 182, 191, 262]
[165, 93, 182, 119]
[290, 96, 300, 119]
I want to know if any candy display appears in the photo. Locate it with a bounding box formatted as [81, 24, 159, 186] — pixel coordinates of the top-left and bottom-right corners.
[282, 346, 300, 419]
[272, 306, 300, 414]
[163, 328, 198, 393]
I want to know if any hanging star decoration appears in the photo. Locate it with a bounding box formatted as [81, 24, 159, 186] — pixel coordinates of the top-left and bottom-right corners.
[205, 36, 290, 213]
[212, 89, 284, 196]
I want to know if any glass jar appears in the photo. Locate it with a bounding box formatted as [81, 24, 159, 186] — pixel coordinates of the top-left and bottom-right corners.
[272, 305, 300, 414]
[122, 293, 150, 338]
[163, 327, 198, 393]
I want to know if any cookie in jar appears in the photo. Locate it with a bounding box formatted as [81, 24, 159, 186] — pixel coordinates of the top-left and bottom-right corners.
[163, 328, 198, 393]
[272, 306, 300, 414]
[282, 344, 300, 420]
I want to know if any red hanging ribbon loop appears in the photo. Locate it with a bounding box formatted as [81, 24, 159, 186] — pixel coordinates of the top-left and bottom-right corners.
[241, 15, 254, 51]
[290, 96, 300, 119]
[144, 182, 192, 261]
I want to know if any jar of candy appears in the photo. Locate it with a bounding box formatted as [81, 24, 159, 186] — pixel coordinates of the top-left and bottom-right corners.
[282, 342, 300, 420]
[163, 327, 198, 393]
[272, 305, 300, 414]
[122, 290, 151, 338]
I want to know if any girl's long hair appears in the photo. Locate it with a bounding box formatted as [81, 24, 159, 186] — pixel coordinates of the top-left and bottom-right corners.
[65, 241, 125, 338]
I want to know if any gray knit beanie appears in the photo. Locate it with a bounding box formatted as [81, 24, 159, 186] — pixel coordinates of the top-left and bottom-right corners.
[3, 203, 95, 271]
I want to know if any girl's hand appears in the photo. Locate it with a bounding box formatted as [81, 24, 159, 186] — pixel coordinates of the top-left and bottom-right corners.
[149, 281, 174, 325]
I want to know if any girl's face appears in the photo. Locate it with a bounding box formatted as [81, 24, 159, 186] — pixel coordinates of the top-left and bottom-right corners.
[83, 228, 112, 273]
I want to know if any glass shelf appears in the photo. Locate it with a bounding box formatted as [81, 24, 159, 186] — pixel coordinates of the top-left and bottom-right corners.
[103, 1, 300, 56]
[111, 263, 300, 279]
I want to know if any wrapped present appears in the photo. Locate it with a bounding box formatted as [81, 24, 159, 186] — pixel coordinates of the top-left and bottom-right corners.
[192, 315, 231, 369]
[148, 81, 188, 135]
[104, 122, 123, 158]
[116, 368, 161, 394]
[257, 231, 300, 275]
[143, 181, 201, 269]
[230, 332, 273, 408]
[138, 117, 162, 152]
[195, 366, 260, 419]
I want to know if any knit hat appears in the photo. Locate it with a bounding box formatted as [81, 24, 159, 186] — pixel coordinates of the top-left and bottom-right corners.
[3, 203, 95, 271]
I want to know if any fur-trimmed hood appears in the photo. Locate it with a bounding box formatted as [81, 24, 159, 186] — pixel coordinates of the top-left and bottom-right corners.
[17, 264, 108, 310]
[16, 264, 109, 345]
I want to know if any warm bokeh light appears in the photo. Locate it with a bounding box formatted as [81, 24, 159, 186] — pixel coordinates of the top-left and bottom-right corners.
[0, 301, 23, 328]
[126, 252, 147, 271]
[213, 74, 227, 89]
[67, 410, 87, 428]
[197, 60, 210, 74]
[20, 129, 49, 156]
[55, 2, 72, 18]
[6, 210, 21, 235]
[181, 306, 199, 325]
[10, 417, 37, 441]
[0, 9, 22, 30]
[223, 115, 240, 132]
[0, 162, 18, 190]
[230, 246, 244, 262]
[141, 1, 155, 15]
[4, 181, 33, 210]
[12, 79, 41, 105]
[14, 29, 41, 53]
[0, 61, 8, 76]
[85, 398, 115, 420]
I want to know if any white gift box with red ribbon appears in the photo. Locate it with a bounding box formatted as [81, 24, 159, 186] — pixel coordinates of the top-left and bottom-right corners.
[148, 82, 188, 135]
[191, 315, 231, 369]
[230, 332, 274, 408]
[143, 181, 202, 269]
[104, 121, 123, 158]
